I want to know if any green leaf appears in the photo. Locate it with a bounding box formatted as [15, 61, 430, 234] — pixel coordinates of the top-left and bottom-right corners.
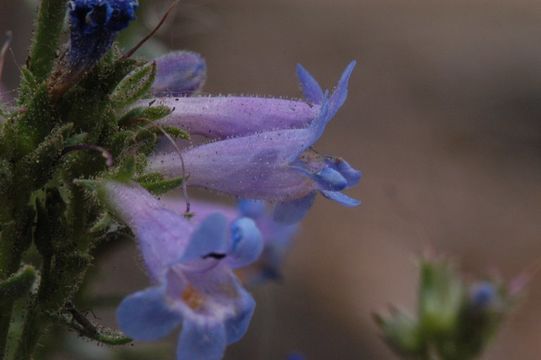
[63, 132, 89, 147]
[85, 327, 132, 346]
[113, 156, 137, 181]
[418, 259, 464, 337]
[374, 310, 425, 357]
[28, 0, 69, 83]
[0, 160, 13, 222]
[41, 252, 92, 312]
[54, 306, 132, 346]
[0, 265, 38, 304]
[118, 105, 173, 126]
[34, 188, 67, 256]
[161, 126, 190, 140]
[17, 67, 40, 105]
[0, 104, 7, 119]
[15, 123, 73, 190]
[72, 179, 99, 192]
[90, 212, 117, 234]
[137, 173, 184, 195]
[110, 62, 156, 109]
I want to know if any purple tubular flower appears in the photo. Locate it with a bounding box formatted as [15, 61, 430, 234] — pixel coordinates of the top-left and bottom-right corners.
[144, 62, 353, 139]
[101, 181, 262, 360]
[147, 62, 361, 223]
[151, 96, 316, 139]
[152, 51, 207, 97]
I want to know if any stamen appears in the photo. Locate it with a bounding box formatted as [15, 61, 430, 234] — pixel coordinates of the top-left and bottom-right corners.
[181, 285, 204, 311]
[145, 122, 191, 215]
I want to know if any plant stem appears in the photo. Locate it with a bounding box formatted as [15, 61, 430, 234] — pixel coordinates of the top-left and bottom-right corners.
[13, 182, 94, 359]
[0, 206, 33, 360]
[28, 0, 69, 83]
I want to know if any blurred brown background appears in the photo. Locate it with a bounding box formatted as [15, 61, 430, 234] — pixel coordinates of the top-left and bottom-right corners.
[1, 0, 541, 359]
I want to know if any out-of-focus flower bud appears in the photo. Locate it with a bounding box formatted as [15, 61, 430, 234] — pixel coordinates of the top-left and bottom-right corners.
[375, 255, 522, 360]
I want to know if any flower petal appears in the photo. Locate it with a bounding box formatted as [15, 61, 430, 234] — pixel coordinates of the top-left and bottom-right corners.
[148, 62, 355, 140]
[177, 321, 227, 360]
[148, 134, 315, 201]
[237, 199, 266, 219]
[181, 213, 229, 263]
[152, 96, 316, 139]
[301, 60, 356, 149]
[311, 167, 348, 191]
[320, 190, 361, 207]
[227, 218, 263, 268]
[152, 51, 207, 97]
[224, 290, 256, 344]
[329, 60, 356, 118]
[326, 157, 362, 187]
[101, 181, 193, 279]
[273, 191, 317, 224]
[116, 286, 182, 341]
[296, 63, 324, 104]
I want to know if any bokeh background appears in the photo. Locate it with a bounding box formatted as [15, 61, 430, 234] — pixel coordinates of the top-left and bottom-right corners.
[1, 0, 541, 359]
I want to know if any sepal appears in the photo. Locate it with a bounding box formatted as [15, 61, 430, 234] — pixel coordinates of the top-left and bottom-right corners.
[55, 303, 132, 345]
[418, 258, 463, 335]
[137, 173, 184, 195]
[110, 62, 156, 109]
[374, 309, 424, 357]
[0, 265, 38, 304]
[119, 105, 173, 126]
[16, 123, 73, 190]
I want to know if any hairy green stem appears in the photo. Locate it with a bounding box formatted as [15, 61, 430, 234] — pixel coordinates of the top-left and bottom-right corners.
[0, 206, 33, 359]
[13, 183, 93, 359]
[13, 305, 42, 360]
[11, 254, 52, 360]
[28, 0, 69, 83]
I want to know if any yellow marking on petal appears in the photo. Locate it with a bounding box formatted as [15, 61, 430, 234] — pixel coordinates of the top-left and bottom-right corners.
[181, 286, 205, 311]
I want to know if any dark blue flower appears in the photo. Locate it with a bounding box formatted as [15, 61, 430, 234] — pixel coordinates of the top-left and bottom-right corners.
[68, 0, 138, 70]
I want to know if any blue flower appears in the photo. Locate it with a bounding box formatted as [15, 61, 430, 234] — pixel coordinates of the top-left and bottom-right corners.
[287, 353, 306, 360]
[160, 197, 300, 283]
[147, 62, 361, 223]
[469, 282, 497, 309]
[237, 200, 299, 282]
[152, 51, 207, 97]
[100, 181, 263, 360]
[68, 0, 138, 71]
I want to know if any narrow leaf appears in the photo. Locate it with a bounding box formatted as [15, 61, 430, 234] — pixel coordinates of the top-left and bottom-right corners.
[119, 105, 173, 127]
[0, 265, 38, 304]
[110, 62, 156, 109]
